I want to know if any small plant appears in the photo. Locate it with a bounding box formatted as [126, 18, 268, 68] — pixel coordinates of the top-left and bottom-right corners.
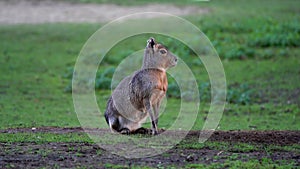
[199, 82, 211, 102]
[95, 67, 115, 90]
[166, 82, 180, 99]
[249, 22, 300, 47]
[166, 81, 253, 105]
[224, 46, 255, 59]
[64, 67, 115, 92]
[227, 83, 253, 105]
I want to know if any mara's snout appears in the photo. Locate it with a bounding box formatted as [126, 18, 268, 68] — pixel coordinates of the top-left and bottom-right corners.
[170, 54, 178, 67]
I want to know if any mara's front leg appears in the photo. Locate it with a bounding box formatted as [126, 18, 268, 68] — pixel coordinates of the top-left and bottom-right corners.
[151, 89, 165, 135]
[144, 99, 158, 135]
[152, 101, 161, 129]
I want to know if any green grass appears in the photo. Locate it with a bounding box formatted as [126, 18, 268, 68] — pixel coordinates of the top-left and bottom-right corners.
[0, 1, 298, 168]
[103, 164, 153, 169]
[0, 131, 298, 168]
[0, 0, 299, 131]
[0, 132, 92, 143]
[59, 0, 203, 6]
[104, 159, 297, 169]
[179, 136, 300, 154]
[186, 158, 297, 169]
[1, 132, 298, 155]
[0, 24, 99, 129]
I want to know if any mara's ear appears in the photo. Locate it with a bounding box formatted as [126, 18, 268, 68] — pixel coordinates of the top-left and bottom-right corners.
[146, 37, 156, 48]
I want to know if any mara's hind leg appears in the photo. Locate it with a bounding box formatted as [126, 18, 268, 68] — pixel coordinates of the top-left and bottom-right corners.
[105, 97, 130, 134]
[105, 97, 121, 133]
[107, 114, 133, 134]
[106, 115, 119, 133]
[107, 116, 131, 134]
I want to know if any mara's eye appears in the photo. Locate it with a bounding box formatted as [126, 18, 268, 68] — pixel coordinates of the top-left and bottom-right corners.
[159, 49, 167, 54]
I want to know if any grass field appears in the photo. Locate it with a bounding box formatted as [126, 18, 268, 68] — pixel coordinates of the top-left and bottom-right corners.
[0, 0, 299, 168]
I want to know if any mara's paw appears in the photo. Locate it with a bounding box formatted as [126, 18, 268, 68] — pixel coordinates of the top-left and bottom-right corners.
[134, 127, 151, 135]
[119, 128, 130, 135]
[151, 129, 158, 135]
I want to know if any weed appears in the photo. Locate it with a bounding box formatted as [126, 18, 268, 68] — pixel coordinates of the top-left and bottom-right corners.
[249, 22, 300, 47]
[0, 0, 299, 168]
[0, 0, 299, 131]
[0, 133, 92, 143]
[186, 158, 297, 169]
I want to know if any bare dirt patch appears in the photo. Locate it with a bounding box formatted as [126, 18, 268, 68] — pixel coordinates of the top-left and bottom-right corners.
[1, 127, 299, 145]
[1, 142, 298, 168]
[0, 127, 299, 168]
[0, 0, 209, 25]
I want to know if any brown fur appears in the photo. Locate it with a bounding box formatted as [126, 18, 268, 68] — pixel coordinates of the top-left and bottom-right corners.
[104, 37, 177, 135]
[129, 68, 167, 111]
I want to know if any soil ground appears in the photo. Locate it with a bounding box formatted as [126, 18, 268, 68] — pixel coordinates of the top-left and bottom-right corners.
[0, 0, 299, 168]
[0, 127, 299, 168]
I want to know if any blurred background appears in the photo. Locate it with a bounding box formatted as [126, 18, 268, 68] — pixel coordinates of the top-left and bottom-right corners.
[0, 0, 299, 131]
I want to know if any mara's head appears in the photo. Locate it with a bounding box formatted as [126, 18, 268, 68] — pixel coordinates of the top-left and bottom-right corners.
[143, 37, 178, 70]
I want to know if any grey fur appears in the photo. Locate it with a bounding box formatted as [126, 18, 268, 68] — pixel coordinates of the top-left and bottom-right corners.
[104, 37, 177, 135]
